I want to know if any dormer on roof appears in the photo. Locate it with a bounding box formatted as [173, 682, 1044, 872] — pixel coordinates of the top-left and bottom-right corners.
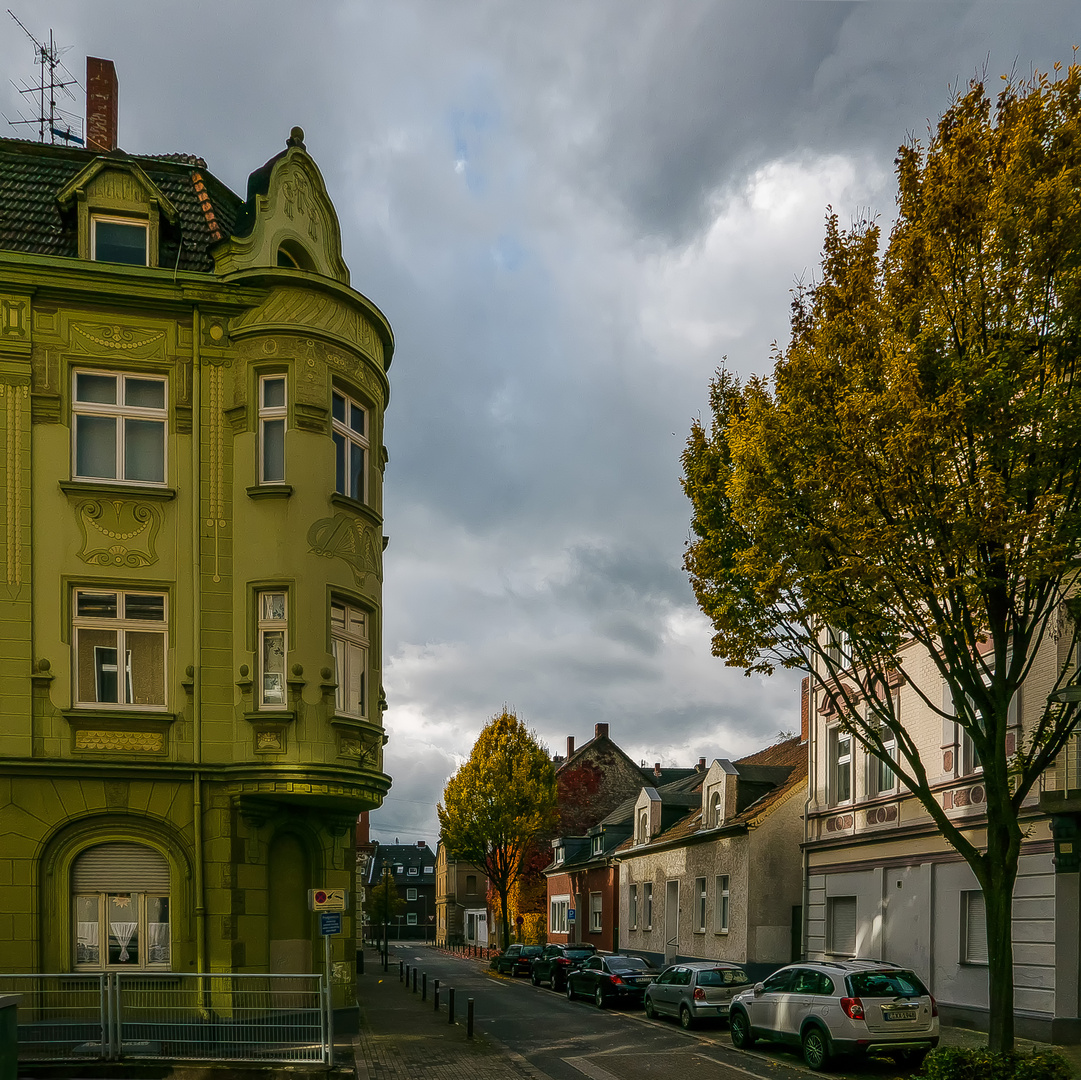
[57, 157, 179, 268]
[213, 127, 350, 284]
[702, 759, 739, 828]
[634, 787, 660, 845]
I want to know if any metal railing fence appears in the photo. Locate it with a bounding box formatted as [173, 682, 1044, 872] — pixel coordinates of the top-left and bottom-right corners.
[0, 972, 328, 1064]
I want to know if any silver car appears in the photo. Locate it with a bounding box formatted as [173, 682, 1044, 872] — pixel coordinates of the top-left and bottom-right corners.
[728, 959, 939, 1071]
[644, 962, 750, 1029]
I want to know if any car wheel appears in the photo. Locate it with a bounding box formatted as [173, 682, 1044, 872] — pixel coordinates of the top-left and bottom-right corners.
[730, 1009, 755, 1049]
[594, 986, 606, 1008]
[801, 1025, 831, 1072]
[531, 969, 540, 986]
[680, 1005, 694, 1030]
[644, 997, 656, 1020]
[553, 975, 563, 992]
[566, 980, 576, 1001]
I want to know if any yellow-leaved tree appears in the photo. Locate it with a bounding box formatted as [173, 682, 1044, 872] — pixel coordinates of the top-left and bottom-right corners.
[682, 69, 1081, 1053]
[438, 710, 558, 951]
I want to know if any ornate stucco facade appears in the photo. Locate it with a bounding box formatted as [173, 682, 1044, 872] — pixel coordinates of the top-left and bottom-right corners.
[0, 126, 393, 1013]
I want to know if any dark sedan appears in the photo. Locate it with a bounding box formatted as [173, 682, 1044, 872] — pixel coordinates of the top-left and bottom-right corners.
[530, 943, 596, 991]
[493, 943, 544, 977]
[566, 954, 659, 1007]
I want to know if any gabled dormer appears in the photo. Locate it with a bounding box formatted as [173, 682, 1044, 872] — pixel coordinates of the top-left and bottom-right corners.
[633, 787, 660, 845]
[213, 127, 350, 284]
[702, 759, 739, 828]
[57, 158, 179, 267]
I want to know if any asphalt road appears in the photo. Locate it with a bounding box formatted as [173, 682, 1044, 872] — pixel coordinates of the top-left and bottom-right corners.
[387, 945, 908, 1080]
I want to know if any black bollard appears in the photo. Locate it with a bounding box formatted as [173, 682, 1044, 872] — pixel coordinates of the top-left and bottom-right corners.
[448, 987, 455, 1025]
[467, 997, 474, 1038]
[399, 960, 404, 982]
[358, 949, 364, 976]
[422, 972, 427, 1001]
[405, 962, 410, 986]
[434, 981, 440, 1010]
[412, 967, 417, 993]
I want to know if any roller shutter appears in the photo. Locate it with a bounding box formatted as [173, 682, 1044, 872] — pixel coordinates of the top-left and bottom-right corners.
[73, 843, 170, 891]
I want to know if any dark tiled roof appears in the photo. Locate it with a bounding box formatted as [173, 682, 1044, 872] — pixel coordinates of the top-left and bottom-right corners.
[0, 137, 243, 272]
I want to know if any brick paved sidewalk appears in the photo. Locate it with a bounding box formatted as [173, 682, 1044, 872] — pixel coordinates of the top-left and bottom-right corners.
[351, 951, 548, 1080]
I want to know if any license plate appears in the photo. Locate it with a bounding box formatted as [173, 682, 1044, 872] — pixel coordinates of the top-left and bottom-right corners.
[884, 1010, 917, 1021]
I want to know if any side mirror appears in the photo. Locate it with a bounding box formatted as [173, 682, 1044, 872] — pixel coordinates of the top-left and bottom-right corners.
[753, 982, 764, 996]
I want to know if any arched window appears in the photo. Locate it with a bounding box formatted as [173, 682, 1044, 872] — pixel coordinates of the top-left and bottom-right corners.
[276, 240, 315, 271]
[73, 843, 170, 969]
[638, 811, 648, 845]
[710, 791, 722, 828]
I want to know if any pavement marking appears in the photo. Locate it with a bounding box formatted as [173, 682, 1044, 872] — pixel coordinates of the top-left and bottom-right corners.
[564, 1056, 621, 1080]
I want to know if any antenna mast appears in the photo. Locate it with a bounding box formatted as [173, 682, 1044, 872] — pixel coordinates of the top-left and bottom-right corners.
[6, 9, 83, 144]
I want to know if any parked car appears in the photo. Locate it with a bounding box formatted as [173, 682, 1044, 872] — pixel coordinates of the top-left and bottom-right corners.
[644, 961, 750, 1029]
[728, 959, 939, 1071]
[530, 943, 596, 991]
[493, 943, 544, 977]
[565, 954, 659, 1007]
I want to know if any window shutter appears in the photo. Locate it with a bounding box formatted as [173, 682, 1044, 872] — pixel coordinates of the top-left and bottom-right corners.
[965, 892, 988, 963]
[73, 843, 169, 890]
[830, 896, 857, 955]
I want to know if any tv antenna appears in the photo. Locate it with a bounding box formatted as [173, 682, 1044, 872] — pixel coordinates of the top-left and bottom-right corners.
[5, 10, 83, 145]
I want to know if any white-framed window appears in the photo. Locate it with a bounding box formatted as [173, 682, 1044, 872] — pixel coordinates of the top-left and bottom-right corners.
[91, 215, 148, 265]
[406, 912, 417, 926]
[395, 864, 404, 875]
[332, 389, 368, 502]
[553, 844, 564, 866]
[408, 866, 418, 876]
[637, 811, 649, 845]
[960, 726, 982, 776]
[694, 877, 707, 932]
[714, 875, 730, 933]
[331, 600, 368, 718]
[591, 834, 604, 856]
[828, 727, 852, 805]
[629, 884, 638, 929]
[550, 895, 569, 934]
[73, 589, 167, 708]
[73, 843, 169, 970]
[643, 882, 653, 929]
[73, 370, 167, 485]
[828, 895, 857, 956]
[258, 375, 287, 484]
[406, 888, 417, 901]
[590, 892, 603, 932]
[867, 708, 898, 797]
[962, 890, 988, 964]
[827, 626, 852, 669]
[710, 790, 722, 828]
[257, 590, 287, 708]
[423, 865, 434, 875]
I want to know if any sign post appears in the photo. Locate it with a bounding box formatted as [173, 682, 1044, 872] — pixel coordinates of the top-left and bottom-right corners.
[310, 890, 347, 1066]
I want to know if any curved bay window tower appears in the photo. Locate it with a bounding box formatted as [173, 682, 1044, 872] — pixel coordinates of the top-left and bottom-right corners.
[0, 117, 393, 1022]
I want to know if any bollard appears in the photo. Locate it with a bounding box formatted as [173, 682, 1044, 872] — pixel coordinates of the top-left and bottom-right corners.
[405, 963, 410, 986]
[399, 960, 404, 982]
[467, 997, 474, 1038]
[448, 987, 455, 1025]
[434, 981, 440, 1010]
[358, 950, 364, 976]
[422, 972, 427, 1001]
[412, 967, 417, 993]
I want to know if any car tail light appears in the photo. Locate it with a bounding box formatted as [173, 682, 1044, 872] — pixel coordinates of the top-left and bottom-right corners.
[931, 995, 938, 1017]
[557, 958, 569, 965]
[610, 975, 623, 985]
[841, 997, 865, 1020]
[693, 988, 706, 1002]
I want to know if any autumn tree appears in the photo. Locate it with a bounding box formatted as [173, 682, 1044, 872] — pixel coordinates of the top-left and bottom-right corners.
[438, 710, 559, 951]
[364, 868, 406, 961]
[682, 69, 1081, 1052]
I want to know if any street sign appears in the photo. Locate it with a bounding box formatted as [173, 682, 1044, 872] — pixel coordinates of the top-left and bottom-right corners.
[308, 888, 348, 911]
[320, 911, 342, 935]
[567, 909, 576, 921]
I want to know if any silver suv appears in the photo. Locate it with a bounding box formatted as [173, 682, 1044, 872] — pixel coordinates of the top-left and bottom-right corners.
[728, 959, 939, 1071]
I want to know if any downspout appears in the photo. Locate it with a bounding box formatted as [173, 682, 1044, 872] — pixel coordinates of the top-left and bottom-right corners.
[802, 678, 815, 962]
[191, 304, 207, 979]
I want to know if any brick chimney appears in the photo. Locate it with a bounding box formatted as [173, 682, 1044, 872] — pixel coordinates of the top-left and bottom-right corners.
[697, 756, 706, 771]
[86, 57, 118, 152]
[595, 723, 609, 740]
[417, 840, 426, 848]
[654, 762, 662, 778]
[567, 735, 575, 758]
[801, 676, 810, 743]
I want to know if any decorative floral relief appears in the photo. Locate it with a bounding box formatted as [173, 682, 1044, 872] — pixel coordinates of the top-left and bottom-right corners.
[307, 514, 382, 585]
[76, 500, 161, 567]
[75, 730, 163, 753]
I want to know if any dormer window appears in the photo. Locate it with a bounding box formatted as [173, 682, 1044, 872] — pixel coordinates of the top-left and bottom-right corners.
[710, 791, 722, 828]
[553, 845, 564, 866]
[591, 835, 604, 856]
[92, 216, 148, 265]
[637, 811, 648, 845]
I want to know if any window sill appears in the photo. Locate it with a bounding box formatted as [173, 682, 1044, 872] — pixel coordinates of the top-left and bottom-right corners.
[713, 929, 730, 935]
[247, 484, 293, 500]
[330, 492, 382, 526]
[60, 480, 176, 501]
[244, 710, 296, 723]
[693, 929, 706, 935]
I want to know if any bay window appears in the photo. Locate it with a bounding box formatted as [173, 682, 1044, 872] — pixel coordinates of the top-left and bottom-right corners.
[332, 389, 368, 502]
[258, 590, 287, 708]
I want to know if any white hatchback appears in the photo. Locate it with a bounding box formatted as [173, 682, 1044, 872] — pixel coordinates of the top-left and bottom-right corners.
[728, 959, 939, 1071]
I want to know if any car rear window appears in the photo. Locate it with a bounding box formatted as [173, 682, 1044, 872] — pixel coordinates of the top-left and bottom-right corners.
[522, 946, 543, 956]
[847, 970, 928, 997]
[566, 948, 594, 959]
[609, 957, 652, 973]
[697, 968, 749, 987]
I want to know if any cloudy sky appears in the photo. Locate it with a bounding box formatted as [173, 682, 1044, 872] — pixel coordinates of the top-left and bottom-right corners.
[6, 2, 1078, 845]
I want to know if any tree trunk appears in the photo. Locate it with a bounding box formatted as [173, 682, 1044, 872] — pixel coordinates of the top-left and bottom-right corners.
[982, 800, 1020, 1053]
[499, 885, 511, 951]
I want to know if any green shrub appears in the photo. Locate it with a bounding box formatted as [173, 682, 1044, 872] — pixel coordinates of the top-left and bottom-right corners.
[920, 1047, 1073, 1080]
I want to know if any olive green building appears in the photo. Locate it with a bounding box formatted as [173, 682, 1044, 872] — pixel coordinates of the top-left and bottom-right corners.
[0, 108, 393, 1007]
